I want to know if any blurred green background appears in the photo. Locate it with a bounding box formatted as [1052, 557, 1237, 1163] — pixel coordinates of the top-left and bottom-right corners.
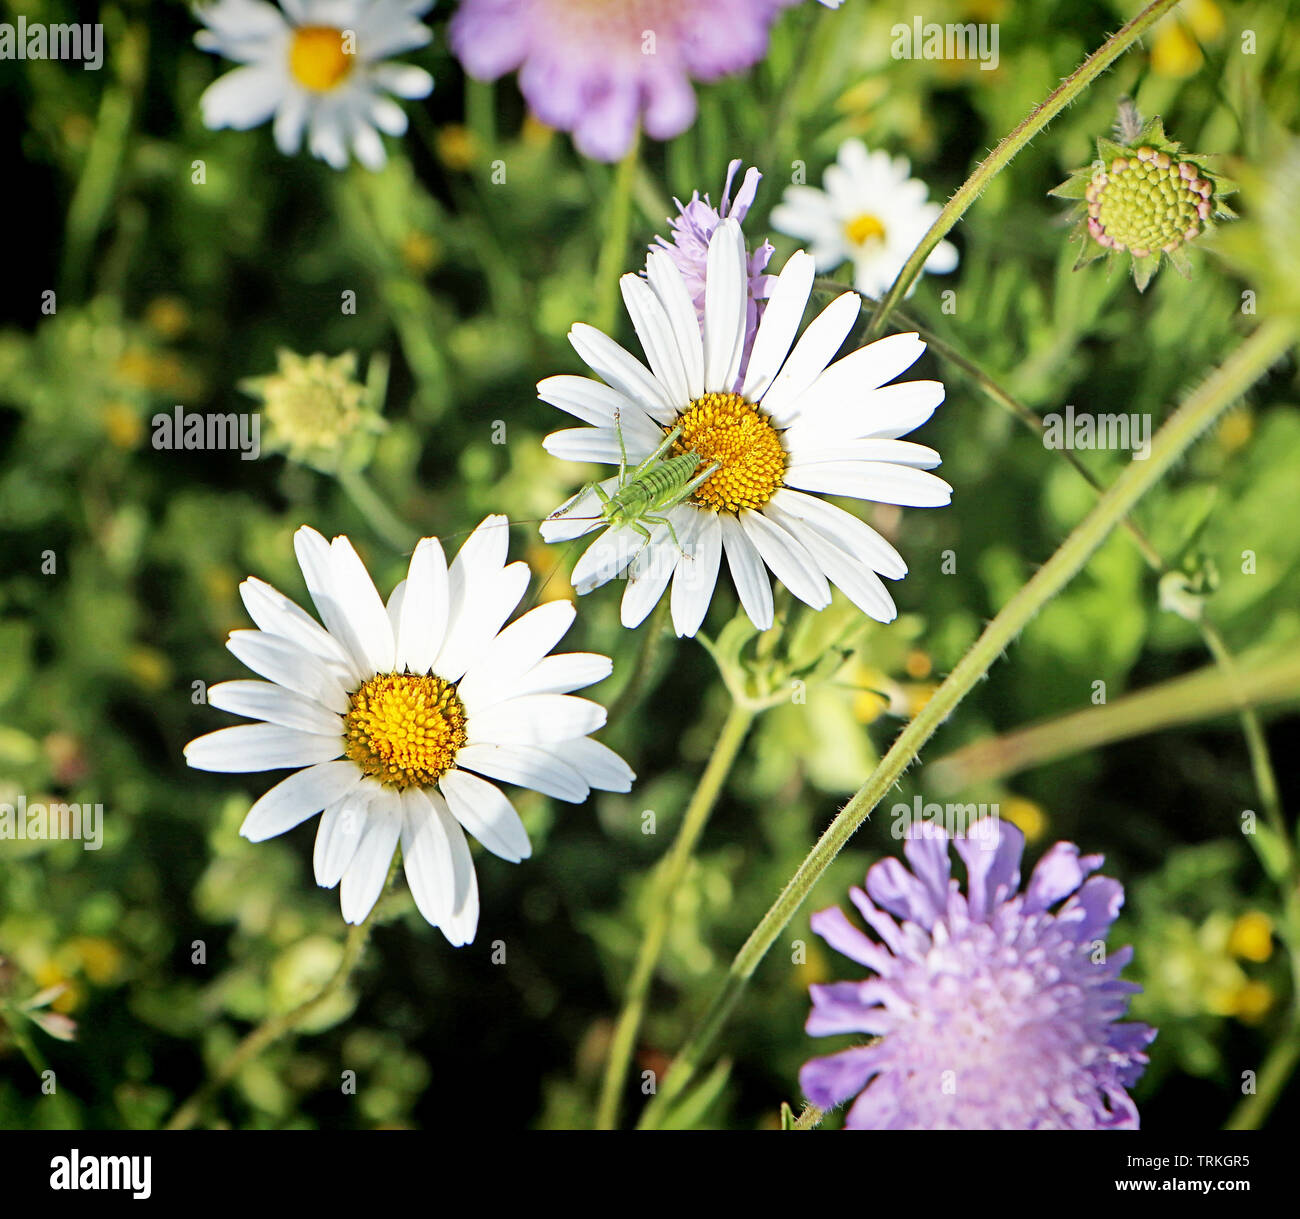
[2, 0, 1299, 1129]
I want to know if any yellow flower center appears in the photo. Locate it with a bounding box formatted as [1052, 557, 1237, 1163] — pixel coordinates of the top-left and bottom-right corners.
[289, 26, 353, 92]
[344, 673, 467, 789]
[844, 212, 887, 247]
[671, 392, 786, 513]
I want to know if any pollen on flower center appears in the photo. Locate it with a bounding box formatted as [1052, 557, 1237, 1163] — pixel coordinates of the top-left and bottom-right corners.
[289, 26, 353, 92]
[671, 392, 786, 513]
[844, 212, 887, 247]
[344, 673, 467, 789]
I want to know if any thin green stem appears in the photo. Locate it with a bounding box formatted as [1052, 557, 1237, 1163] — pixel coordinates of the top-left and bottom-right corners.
[638, 316, 1296, 1127]
[864, 0, 1186, 340]
[337, 465, 418, 553]
[1225, 1030, 1300, 1130]
[596, 699, 756, 1129]
[595, 134, 641, 336]
[606, 596, 671, 734]
[166, 917, 375, 1130]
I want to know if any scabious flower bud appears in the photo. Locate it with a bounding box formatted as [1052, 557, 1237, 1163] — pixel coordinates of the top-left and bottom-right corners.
[240, 350, 379, 470]
[1052, 111, 1234, 291]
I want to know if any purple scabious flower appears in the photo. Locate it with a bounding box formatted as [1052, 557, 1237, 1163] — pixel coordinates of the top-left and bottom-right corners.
[651, 159, 774, 381]
[800, 820, 1156, 1129]
[448, 0, 799, 162]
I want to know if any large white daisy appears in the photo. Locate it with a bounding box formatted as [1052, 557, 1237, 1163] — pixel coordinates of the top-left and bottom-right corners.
[194, 0, 435, 170]
[770, 139, 958, 298]
[184, 517, 633, 945]
[539, 217, 951, 637]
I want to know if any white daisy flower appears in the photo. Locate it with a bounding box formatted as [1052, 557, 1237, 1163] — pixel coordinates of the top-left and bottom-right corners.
[539, 217, 951, 638]
[194, 0, 435, 171]
[184, 517, 633, 945]
[770, 139, 959, 298]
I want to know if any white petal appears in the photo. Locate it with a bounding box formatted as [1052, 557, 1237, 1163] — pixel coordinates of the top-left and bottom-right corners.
[397, 537, 450, 674]
[199, 63, 285, 131]
[184, 724, 342, 772]
[226, 630, 350, 713]
[239, 575, 357, 677]
[428, 792, 479, 945]
[370, 62, 434, 99]
[719, 513, 773, 630]
[570, 525, 642, 595]
[702, 218, 748, 392]
[739, 509, 831, 610]
[569, 324, 677, 422]
[551, 737, 635, 792]
[764, 504, 898, 623]
[457, 599, 576, 712]
[787, 439, 942, 469]
[438, 770, 532, 863]
[671, 509, 721, 638]
[329, 535, 396, 674]
[621, 273, 690, 405]
[620, 516, 682, 629]
[510, 652, 613, 696]
[468, 694, 606, 746]
[239, 760, 363, 842]
[759, 291, 862, 424]
[786, 379, 946, 445]
[540, 477, 618, 543]
[538, 375, 648, 428]
[436, 563, 531, 684]
[645, 249, 705, 398]
[741, 250, 816, 400]
[399, 787, 456, 930]
[340, 797, 402, 923]
[784, 461, 953, 507]
[543, 424, 657, 466]
[208, 679, 343, 735]
[294, 526, 377, 678]
[768, 488, 907, 579]
[455, 743, 589, 803]
[314, 788, 372, 887]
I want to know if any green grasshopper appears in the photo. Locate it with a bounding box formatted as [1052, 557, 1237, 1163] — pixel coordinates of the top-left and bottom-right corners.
[549, 409, 721, 555]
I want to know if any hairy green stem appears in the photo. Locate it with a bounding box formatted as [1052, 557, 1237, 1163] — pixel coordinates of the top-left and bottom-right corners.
[864, 0, 1186, 339]
[337, 465, 418, 553]
[638, 316, 1295, 1127]
[596, 700, 756, 1129]
[166, 917, 375, 1130]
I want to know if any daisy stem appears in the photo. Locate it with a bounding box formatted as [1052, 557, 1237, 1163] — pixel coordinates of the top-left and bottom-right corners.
[637, 315, 1296, 1128]
[595, 134, 641, 336]
[336, 465, 419, 553]
[165, 916, 376, 1130]
[863, 0, 1187, 341]
[596, 698, 756, 1129]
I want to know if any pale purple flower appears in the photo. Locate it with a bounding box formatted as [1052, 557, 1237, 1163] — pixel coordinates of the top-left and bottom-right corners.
[801, 819, 1156, 1129]
[448, 0, 799, 161]
[651, 159, 774, 381]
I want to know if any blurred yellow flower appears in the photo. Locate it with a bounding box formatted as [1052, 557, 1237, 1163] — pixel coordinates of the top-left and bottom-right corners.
[1215, 409, 1254, 453]
[1227, 911, 1274, 963]
[101, 400, 144, 449]
[1003, 796, 1048, 844]
[400, 230, 440, 275]
[1229, 980, 1273, 1024]
[144, 296, 191, 341]
[70, 937, 125, 986]
[126, 646, 172, 690]
[436, 123, 479, 172]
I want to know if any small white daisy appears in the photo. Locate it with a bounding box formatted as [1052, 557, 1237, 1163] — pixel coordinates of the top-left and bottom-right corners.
[539, 218, 951, 637]
[194, 0, 435, 170]
[184, 517, 633, 945]
[770, 139, 958, 298]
